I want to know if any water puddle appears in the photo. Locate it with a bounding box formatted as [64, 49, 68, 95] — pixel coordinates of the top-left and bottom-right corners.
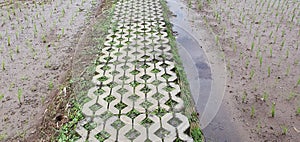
[167, 0, 244, 141]
[174, 25, 213, 119]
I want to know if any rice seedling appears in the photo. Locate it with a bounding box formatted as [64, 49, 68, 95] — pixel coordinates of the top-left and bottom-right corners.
[245, 58, 250, 69]
[296, 107, 300, 115]
[271, 102, 276, 117]
[16, 45, 19, 53]
[271, 0, 276, 8]
[70, 14, 75, 25]
[286, 49, 289, 58]
[233, 41, 237, 53]
[81, 0, 86, 6]
[251, 41, 254, 51]
[237, 28, 241, 37]
[266, 0, 271, 10]
[259, 56, 263, 67]
[20, 25, 24, 34]
[256, 120, 262, 132]
[41, 16, 46, 23]
[46, 46, 51, 58]
[281, 125, 288, 135]
[34, 23, 37, 37]
[297, 78, 300, 86]
[229, 69, 234, 79]
[294, 59, 299, 66]
[269, 31, 273, 38]
[221, 25, 227, 34]
[268, 66, 271, 77]
[242, 91, 247, 103]
[197, 1, 203, 10]
[278, 57, 283, 67]
[286, 64, 290, 76]
[61, 28, 65, 36]
[14, 29, 19, 38]
[262, 92, 268, 102]
[9, 50, 13, 61]
[62, 8, 66, 17]
[188, 0, 192, 8]
[33, 51, 37, 59]
[250, 69, 255, 79]
[239, 52, 244, 59]
[0, 94, 4, 101]
[276, 23, 280, 31]
[251, 105, 255, 118]
[241, 15, 245, 24]
[17, 88, 22, 104]
[7, 36, 11, 46]
[0, 133, 7, 141]
[269, 47, 272, 57]
[21, 76, 28, 81]
[280, 39, 285, 50]
[1, 61, 5, 71]
[291, 13, 295, 23]
[48, 80, 54, 90]
[7, 11, 12, 21]
[281, 30, 285, 37]
[215, 35, 219, 46]
[7, 82, 15, 92]
[44, 60, 51, 68]
[287, 92, 296, 101]
[288, 22, 294, 31]
[34, 1, 37, 8]
[258, 35, 262, 45]
[42, 34, 46, 43]
[24, 14, 28, 22]
[41, 95, 45, 105]
[273, 35, 277, 44]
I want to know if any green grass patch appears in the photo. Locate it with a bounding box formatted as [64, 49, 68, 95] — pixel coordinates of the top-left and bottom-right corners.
[57, 102, 84, 142]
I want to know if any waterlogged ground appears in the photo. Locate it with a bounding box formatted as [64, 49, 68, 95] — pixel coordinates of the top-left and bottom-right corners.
[0, 0, 99, 140]
[181, 0, 300, 141]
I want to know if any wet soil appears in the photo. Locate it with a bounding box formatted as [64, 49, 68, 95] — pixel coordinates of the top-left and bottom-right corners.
[169, 0, 300, 141]
[0, 0, 101, 141]
[167, 0, 248, 141]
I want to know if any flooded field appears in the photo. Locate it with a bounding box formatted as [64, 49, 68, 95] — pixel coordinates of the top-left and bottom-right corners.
[167, 0, 300, 141]
[0, 0, 99, 140]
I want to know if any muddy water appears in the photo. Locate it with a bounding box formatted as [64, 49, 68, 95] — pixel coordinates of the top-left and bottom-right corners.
[167, 0, 247, 141]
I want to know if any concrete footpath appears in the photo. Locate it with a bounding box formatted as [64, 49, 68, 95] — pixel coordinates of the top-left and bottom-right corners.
[75, 0, 193, 141]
